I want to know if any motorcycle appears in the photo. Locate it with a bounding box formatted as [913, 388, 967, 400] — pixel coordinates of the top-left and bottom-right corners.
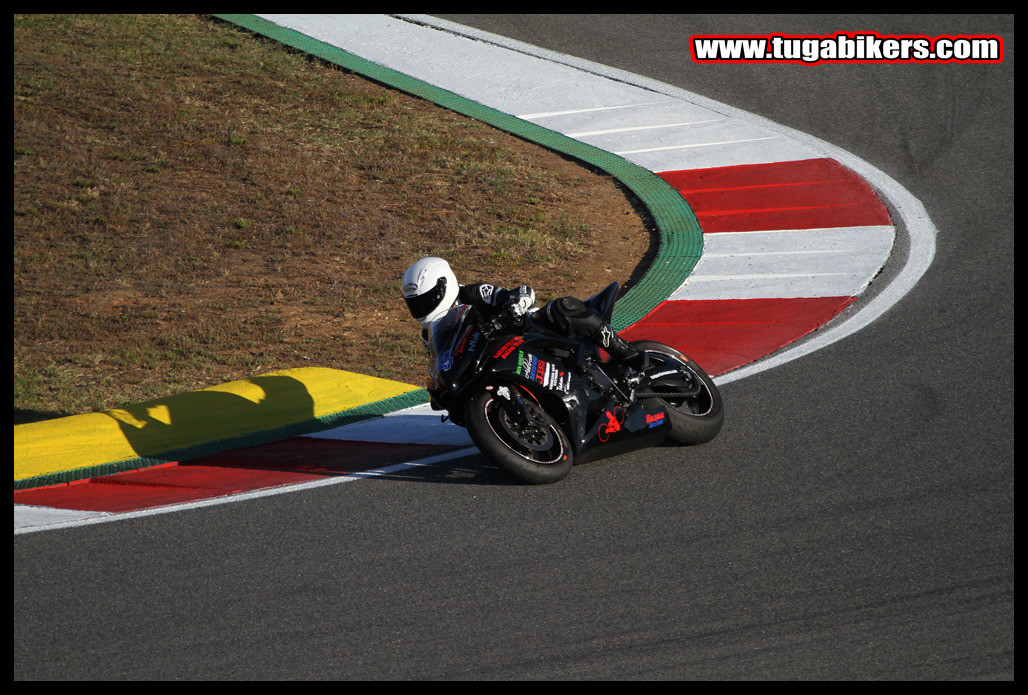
[425, 282, 724, 484]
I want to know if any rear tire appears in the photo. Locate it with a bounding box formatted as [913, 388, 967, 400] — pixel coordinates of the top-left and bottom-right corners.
[464, 387, 574, 484]
[632, 340, 724, 445]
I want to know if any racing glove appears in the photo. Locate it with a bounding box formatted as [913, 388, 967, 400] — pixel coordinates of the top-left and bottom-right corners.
[505, 284, 536, 317]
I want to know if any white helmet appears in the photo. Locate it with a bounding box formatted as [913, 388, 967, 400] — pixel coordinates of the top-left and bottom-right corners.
[402, 257, 459, 326]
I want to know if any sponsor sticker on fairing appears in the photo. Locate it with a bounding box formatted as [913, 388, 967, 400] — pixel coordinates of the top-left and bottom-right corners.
[493, 336, 524, 359]
[455, 325, 481, 355]
[515, 351, 570, 393]
[437, 349, 452, 373]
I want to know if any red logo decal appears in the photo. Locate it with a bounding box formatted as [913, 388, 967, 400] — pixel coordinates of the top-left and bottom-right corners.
[598, 407, 625, 443]
[493, 336, 524, 359]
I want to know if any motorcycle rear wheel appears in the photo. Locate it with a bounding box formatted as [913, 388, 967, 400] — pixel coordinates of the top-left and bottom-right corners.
[465, 388, 574, 484]
[632, 340, 724, 445]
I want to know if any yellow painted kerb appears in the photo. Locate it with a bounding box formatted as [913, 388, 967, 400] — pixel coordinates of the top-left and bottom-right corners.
[14, 367, 420, 483]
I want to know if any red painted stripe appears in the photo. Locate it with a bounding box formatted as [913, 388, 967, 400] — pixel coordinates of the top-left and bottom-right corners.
[13, 438, 462, 513]
[621, 296, 856, 376]
[658, 158, 892, 233]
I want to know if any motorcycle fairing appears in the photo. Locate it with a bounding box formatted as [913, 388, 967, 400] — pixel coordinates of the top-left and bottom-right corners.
[484, 349, 670, 462]
[572, 395, 669, 465]
[425, 280, 671, 464]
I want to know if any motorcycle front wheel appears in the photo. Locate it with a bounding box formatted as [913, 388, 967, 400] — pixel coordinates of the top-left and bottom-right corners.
[465, 387, 574, 484]
[632, 340, 724, 445]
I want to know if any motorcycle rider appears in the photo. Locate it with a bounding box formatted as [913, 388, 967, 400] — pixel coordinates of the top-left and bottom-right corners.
[401, 256, 648, 371]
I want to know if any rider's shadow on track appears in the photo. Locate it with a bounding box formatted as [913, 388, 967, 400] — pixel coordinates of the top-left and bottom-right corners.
[106, 374, 317, 466]
[363, 445, 685, 486]
[367, 453, 522, 486]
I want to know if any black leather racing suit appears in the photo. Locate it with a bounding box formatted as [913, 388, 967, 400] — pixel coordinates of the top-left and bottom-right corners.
[457, 282, 645, 368]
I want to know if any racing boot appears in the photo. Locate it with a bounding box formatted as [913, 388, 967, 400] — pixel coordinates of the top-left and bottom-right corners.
[542, 296, 649, 372]
[593, 323, 649, 373]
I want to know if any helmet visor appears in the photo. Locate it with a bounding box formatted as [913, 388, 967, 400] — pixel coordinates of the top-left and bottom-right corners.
[404, 276, 448, 320]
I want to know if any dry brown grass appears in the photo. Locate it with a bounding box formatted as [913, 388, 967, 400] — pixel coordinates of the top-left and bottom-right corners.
[13, 14, 653, 424]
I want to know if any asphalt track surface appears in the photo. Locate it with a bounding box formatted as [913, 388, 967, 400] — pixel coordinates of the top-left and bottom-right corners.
[14, 15, 1012, 680]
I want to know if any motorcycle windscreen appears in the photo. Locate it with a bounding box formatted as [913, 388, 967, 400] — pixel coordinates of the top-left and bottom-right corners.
[427, 304, 476, 386]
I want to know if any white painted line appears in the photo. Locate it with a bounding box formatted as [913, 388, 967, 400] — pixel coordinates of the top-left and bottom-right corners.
[567, 119, 721, 138]
[625, 138, 821, 172]
[14, 504, 112, 529]
[684, 271, 856, 281]
[518, 102, 664, 119]
[668, 226, 895, 300]
[13, 446, 482, 535]
[615, 135, 780, 156]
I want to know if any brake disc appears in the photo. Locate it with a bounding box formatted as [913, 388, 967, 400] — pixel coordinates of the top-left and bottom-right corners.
[496, 401, 555, 452]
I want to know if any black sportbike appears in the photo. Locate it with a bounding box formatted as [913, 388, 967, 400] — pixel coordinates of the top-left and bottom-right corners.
[425, 282, 724, 484]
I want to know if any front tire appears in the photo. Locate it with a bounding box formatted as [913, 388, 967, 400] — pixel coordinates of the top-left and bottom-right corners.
[464, 387, 574, 484]
[633, 340, 724, 445]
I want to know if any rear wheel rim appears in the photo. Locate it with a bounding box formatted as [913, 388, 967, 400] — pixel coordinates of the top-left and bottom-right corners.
[647, 360, 714, 417]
